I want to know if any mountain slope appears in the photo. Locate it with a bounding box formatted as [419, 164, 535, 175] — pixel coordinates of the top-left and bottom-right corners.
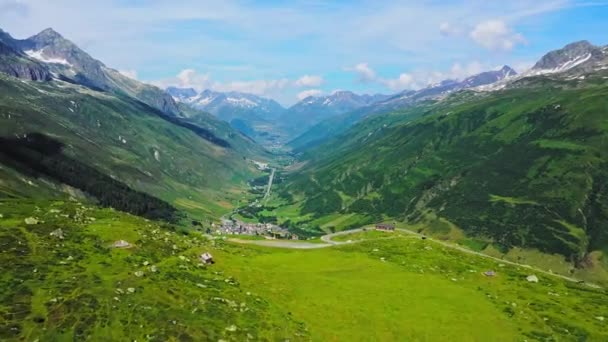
[276, 69, 608, 273]
[1, 27, 180, 116]
[280, 91, 389, 136]
[0, 71, 266, 221]
[289, 66, 517, 152]
[168, 87, 288, 147]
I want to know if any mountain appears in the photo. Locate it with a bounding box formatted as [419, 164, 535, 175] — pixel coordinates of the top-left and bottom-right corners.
[0, 39, 51, 81]
[183, 89, 286, 122]
[0, 28, 269, 221]
[166, 86, 197, 100]
[531, 40, 606, 73]
[167, 87, 287, 147]
[0, 27, 180, 116]
[281, 91, 389, 136]
[288, 66, 517, 152]
[268, 47, 608, 281]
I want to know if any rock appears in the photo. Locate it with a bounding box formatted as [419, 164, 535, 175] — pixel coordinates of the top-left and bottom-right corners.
[24, 217, 39, 225]
[112, 240, 131, 248]
[526, 275, 539, 283]
[50, 228, 64, 239]
[127, 287, 135, 293]
[134, 271, 144, 277]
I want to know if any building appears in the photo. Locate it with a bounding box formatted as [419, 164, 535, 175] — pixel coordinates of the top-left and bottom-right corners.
[376, 224, 395, 231]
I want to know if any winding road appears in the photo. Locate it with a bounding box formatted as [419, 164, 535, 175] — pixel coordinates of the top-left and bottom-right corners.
[263, 168, 276, 201]
[228, 227, 602, 288]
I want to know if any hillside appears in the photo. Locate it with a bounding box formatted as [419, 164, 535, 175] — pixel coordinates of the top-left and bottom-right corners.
[167, 87, 288, 148]
[288, 66, 518, 152]
[0, 72, 267, 221]
[270, 69, 608, 281]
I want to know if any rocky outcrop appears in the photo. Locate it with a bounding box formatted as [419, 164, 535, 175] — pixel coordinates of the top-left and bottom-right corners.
[0, 41, 51, 81]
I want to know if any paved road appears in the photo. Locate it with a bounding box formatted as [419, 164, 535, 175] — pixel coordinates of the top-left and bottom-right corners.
[228, 238, 333, 249]
[229, 227, 602, 288]
[263, 168, 276, 201]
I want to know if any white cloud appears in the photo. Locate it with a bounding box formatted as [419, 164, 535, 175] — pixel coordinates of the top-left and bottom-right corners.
[439, 22, 463, 37]
[295, 75, 324, 87]
[470, 20, 526, 51]
[383, 73, 416, 91]
[152, 69, 312, 99]
[118, 69, 138, 80]
[297, 89, 322, 100]
[352, 63, 376, 83]
[214, 79, 290, 95]
[348, 61, 500, 91]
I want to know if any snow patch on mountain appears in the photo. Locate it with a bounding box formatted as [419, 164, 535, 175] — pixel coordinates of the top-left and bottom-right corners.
[25, 49, 72, 67]
[531, 53, 592, 75]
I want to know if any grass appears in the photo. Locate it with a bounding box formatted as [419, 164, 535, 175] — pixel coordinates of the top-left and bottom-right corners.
[2, 198, 608, 341]
[218, 236, 608, 341]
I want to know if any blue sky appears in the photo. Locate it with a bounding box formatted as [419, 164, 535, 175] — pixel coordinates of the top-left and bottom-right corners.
[1, 0, 608, 105]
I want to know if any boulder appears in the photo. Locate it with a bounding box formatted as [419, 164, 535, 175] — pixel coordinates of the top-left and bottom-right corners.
[526, 275, 539, 283]
[50, 228, 64, 239]
[24, 217, 39, 225]
[112, 240, 131, 248]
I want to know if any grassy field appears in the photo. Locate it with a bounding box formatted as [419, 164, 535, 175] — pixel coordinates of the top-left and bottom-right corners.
[217, 235, 608, 341]
[2, 199, 607, 341]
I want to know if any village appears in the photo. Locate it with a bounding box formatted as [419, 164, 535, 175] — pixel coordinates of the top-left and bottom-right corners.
[215, 218, 299, 240]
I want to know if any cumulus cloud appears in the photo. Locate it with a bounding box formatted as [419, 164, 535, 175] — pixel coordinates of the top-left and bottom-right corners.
[118, 69, 138, 80]
[383, 73, 416, 90]
[470, 20, 526, 51]
[351, 63, 376, 83]
[295, 75, 324, 87]
[151, 69, 315, 98]
[348, 61, 500, 91]
[297, 89, 323, 100]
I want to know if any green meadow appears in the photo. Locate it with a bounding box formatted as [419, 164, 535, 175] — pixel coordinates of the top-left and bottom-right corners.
[1, 199, 607, 341]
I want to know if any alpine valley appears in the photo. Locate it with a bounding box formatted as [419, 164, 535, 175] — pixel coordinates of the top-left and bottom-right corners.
[1, 22, 608, 342]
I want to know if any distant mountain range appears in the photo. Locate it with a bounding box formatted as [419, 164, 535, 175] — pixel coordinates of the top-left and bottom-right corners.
[165, 87, 392, 145]
[271, 39, 608, 281]
[0, 27, 268, 222]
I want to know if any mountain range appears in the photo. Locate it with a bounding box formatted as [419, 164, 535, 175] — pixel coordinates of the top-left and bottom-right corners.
[265, 40, 608, 283]
[0, 27, 268, 222]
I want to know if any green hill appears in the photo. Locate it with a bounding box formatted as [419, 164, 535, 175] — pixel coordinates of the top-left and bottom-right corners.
[272, 71, 608, 280]
[0, 73, 269, 221]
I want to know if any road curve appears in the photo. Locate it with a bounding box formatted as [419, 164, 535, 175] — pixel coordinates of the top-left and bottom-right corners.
[228, 227, 601, 288]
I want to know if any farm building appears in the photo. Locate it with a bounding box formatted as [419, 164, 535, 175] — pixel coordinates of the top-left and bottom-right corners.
[376, 224, 395, 231]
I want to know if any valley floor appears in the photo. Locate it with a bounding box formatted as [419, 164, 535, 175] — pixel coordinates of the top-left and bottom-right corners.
[1, 199, 607, 341]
